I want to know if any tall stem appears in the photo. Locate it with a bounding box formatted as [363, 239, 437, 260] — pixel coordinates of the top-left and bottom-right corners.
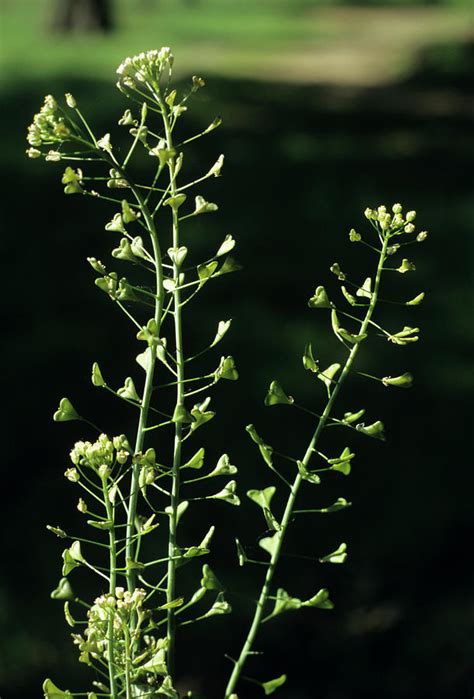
[118, 172, 164, 593]
[225, 237, 390, 697]
[157, 91, 185, 677]
[103, 477, 118, 698]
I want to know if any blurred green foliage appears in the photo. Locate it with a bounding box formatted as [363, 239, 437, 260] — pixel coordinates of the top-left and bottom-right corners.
[1, 1, 473, 697]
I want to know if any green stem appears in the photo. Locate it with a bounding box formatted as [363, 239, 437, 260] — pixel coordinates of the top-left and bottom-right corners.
[102, 477, 118, 698]
[123, 622, 133, 699]
[224, 236, 390, 697]
[106, 167, 164, 595]
[156, 88, 185, 680]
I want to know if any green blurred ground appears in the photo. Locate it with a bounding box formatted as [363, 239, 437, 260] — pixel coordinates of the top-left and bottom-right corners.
[1, 0, 473, 86]
[1, 1, 474, 698]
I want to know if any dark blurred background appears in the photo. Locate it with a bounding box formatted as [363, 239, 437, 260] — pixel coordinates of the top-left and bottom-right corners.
[1, 1, 473, 697]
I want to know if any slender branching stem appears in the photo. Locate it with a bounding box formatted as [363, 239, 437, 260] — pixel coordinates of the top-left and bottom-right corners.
[224, 236, 390, 697]
[155, 86, 185, 678]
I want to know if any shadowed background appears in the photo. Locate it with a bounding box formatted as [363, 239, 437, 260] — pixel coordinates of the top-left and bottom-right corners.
[1, 1, 473, 697]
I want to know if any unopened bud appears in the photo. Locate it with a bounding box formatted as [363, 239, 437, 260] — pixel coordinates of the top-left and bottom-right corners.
[26, 147, 41, 159]
[98, 464, 110, 479]
[65, 93, 77, 108]
[116, 449, 129, 465]
[65, 467, 80, 482]
[77, 498, 87, 513]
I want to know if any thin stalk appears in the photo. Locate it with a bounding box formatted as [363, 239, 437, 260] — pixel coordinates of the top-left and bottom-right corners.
[224, 236, 390, 697]
[102, 477, 118, 698]
[103, 161, 165, 595]
[156, 87, 185, 679]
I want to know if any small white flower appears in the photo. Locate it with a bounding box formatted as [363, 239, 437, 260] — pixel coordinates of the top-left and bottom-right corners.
[97, 133, 112, 152]
[45, 150, 61, 161]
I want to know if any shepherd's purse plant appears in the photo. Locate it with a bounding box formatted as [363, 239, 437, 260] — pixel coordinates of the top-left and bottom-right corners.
[27, 47, 428, 699]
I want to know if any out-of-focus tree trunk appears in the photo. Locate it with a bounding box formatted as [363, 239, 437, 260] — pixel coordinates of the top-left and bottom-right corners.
[52, 0, 114, 33]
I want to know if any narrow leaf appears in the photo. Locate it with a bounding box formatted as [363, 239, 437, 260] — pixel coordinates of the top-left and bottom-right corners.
[209, 480, 240, 506]
[317, 363, 341, 394]
[262, 675, 287, 695]
[210, 319, 232, 347]
[53, 397, 80, 422]
[356, 277, 372, 298]
[117, 376, 140, 402]
[235, 538, 248, 566]
[302, 588, 334, 610]
[259, 532, 280, 557]
[246, 424, 273, 467]
[319, 497, 351, 513]
[50, 577, 74, 601]
[297, 460, 321, 484]
[247, 486, 276, 510]
[201, 563, 223, 591]
[356, 420, 385, 440]
[264, 380, 293, 406]
[216, 234, 235, 257]
[308, 285, 331, 309]
[302, 342, 319, 373]
[382, 372, 413, 388]
[406, 292, 425, 306]
[207, 453, 237, 477]
[91, 362, 106, 387]
[42, 678, 72, 699]
[319, 542, 347, 564]
[215, 355, 239, 381]
[182, 447, 205, 470]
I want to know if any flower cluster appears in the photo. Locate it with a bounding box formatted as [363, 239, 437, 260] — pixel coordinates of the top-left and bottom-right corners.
[116, 48, 174, 92]
[69, 433, 130, 477]
[72, 587, 169, 688]
[363, 203, 427, 238]
[27, 95, 71, 150]
[72, 588, 148, 664]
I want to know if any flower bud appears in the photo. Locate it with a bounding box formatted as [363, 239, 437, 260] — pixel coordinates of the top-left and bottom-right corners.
[417, 231, 428, 242]
[404, 223, 415, 234]
[392, 213, 403, 226]
[65, 467, 80, 482]
[65, 93, 77, 108]
[113, 434, 131, 452]
[364, 207, 373, 219]
[116, 449, 129, 465]
[45, 150, 61, 162]
[26, 147, 42, 158]
[98, 464, 110, 479]
[392, 203, 402, 214]
[406, 210, 416, 222]
[77, 498, 87, 513]
[380, 213, 391, 231]
[192, 75, 206, 91]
